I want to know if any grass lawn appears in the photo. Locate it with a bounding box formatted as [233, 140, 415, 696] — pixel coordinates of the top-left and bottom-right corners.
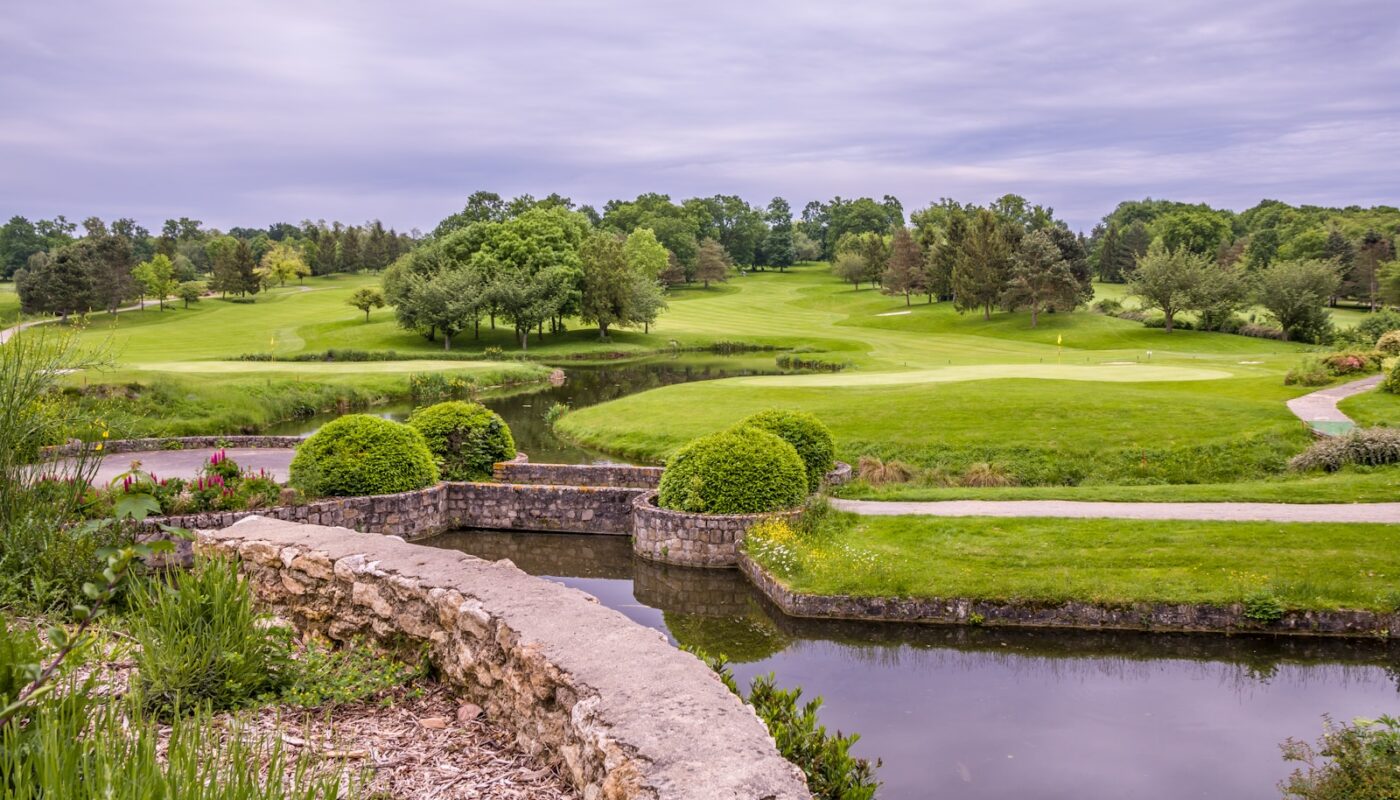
[834, 467, 1400, 504]
[1338, 387, 1400, 428]
[0, 281, 19, 325]
[747, 513, 1400, 612]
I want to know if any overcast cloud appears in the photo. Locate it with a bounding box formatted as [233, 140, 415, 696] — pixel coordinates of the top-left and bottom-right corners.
[2, 0, 1397, 231]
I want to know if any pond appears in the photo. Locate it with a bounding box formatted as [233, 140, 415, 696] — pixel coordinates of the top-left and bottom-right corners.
[425, 530, 1400, 800]
[265, 354, 778, 463]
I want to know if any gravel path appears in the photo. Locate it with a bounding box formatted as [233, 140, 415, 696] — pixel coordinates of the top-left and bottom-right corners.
[0, 303, 145, 344]
[830, 498, 1400, 523]
[1285, 374, 1383, 433]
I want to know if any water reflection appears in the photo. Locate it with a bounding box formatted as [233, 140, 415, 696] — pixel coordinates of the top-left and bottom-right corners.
[426, 530, 1400, 800]
[266, 354, 778, 463]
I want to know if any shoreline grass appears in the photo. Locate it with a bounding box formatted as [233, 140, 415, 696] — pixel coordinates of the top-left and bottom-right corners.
[747, 513, 1400, 612]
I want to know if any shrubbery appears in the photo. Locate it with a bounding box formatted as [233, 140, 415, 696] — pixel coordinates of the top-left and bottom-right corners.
[658, 428, 807, 514]
[1284, 350, 1384, 386]
[1281, 715, 1400, 800]
[290, 414, 438, 496]
[406, 401, 516, 481]
[1289, 428, 1400, 472]
[736, 409, 836, 492]
[1376, 330, 1400, 356]
[129, 557, 291, 717]
[1284, 357, 1335, 387]
[1383, 359, 1400, 395]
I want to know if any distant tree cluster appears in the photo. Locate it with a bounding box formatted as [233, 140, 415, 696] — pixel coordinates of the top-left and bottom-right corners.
[4, 214, 413, 318]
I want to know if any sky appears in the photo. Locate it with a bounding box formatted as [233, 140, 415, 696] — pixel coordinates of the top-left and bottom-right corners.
[2, 0, 1398, 233]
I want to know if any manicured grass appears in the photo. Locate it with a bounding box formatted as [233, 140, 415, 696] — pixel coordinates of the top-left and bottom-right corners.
[834, 467, 1400, 504]
[1339, 387, 1400, 428]
[747, 513, 1400, 611]
[0, 281, 19, 325]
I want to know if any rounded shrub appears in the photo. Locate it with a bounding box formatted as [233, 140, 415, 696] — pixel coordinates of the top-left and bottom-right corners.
[657, 428, 806, 515]
[1377, 330, 1400, 356]
[289, 414, 438, 496]
[1384, 359, 1400, 395]
[734, 409, 836, 493]
[406, 401, 516, 481]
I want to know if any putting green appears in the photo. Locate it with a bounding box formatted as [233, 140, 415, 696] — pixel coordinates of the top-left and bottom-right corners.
[730, 363, 1233, 388]
[126, 360, 503, 374]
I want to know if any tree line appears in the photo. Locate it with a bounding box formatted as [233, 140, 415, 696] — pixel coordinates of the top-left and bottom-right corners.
[3, 215, 414, 319]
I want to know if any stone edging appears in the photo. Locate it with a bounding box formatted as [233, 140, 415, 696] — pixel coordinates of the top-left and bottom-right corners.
[632, 492, 803, 568]
[202, 517, 811, 799]
[736, 553, 1400, 638]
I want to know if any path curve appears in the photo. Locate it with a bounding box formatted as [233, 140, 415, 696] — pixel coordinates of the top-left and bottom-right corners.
[830, 498, 1400, 524]
[1285, 374, 1383, 435]
[86, 447, 296, 485]
[0, 302, 145, 345]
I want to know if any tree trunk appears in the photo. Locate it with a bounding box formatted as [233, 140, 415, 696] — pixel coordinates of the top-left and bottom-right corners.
[905, 292, 911, 306]
[1030, 307, 1039, 328]
[518, 328, 528, 350]
[490, 313, 495, 330]
[443, 332, 452, 351]
[983, 304, 991, 321]
[599, 323, 609, 340]
[364, 308, 370, 322]
[1163, 312, 1174, 333]
[474, 318, 479, 339]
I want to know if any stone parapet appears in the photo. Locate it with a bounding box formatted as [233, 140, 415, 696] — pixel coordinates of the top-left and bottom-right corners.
[631, 492, 803, 568]
[201, 517, 811, 800]
[494, 461, 664, 490]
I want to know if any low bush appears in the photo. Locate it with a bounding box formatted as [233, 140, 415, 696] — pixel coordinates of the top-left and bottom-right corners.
[1091, 298, 1123, 314]
[856, 455, 916, 485]
[960, 462, 1016, 487]
[1322, 350, 1384, 375]
[1281, 715, 1400, 800]
[407, 401, 516, 481]
[1143, 316, 1194, 330]
[658, 428, 807, 514]
[129, 557, 291, 717]
[736, 409, 836, 492]
[775, 353, 851, 373]
[1351, 310, 1400, 346]
[290, 414, 438, 496]
[1384, 360, 1400, 395]
[1375, 330, 1400, 356]
[1284, 357, 1335, 387]
[1289, 428, 1400, 472]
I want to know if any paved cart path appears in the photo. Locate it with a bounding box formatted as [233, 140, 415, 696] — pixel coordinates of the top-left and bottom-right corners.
[84, 447, 297, 484]
[0, 303, 145, 345]
[1285, 374, 1383, 435]
[830, 498, 1400, 524]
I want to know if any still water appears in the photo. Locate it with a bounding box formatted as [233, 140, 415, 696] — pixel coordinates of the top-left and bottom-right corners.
[426, 530, 1400, 800]
[265, 355, 776, 463]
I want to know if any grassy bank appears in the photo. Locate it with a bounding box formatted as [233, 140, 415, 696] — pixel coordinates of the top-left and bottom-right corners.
[746, 512, 1400, 612]
[0, 281, 18, 325]
[1338, 387, 1400, 428]
[66, 362, 550, 437]
[833, 467, 1400, 503]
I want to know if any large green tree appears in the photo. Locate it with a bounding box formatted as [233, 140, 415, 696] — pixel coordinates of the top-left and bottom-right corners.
[132, 254, 178, 311]
[1127, 242, 1206, 333]
[882, 228, 923, 305]
[952, 210, 1012, 320]
[763, 197, 796, 270]
[1256, 259, 1341, 343]
[1001, 229, 1080, 327]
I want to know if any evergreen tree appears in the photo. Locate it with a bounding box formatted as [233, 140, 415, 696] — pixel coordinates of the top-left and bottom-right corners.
[923, 213, 964, 302]
[882, 228, 923, 305]
[1096, 223, 1123, 282]
[1117, 222, 1152, 277]
[234, 239, 258, 296]
[1001, 230, 1080, 327]
[1356, 231, 1393, 312]
[763, 197, 796, 270]
[84, 228, 137, 313]
[952, 209, 1012, 320]
[0, 216, 43, 280]
[18, 244, 94, 321]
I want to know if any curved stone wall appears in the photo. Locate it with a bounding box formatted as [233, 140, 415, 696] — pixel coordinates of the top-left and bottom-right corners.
[631, 492, 803, 568]
[202, 517, 810, 799]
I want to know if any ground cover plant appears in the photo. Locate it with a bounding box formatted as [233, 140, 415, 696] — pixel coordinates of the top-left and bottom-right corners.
[289, 414, 438, 496]
[743, 511, 1400, 612]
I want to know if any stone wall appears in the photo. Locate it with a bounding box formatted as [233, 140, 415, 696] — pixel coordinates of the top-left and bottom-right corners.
[446, 483, 646, 535]
[631, 492, 804, 568]
[737, 553, 1400, 638]
[824, 461, 853, 486]
[46, 435, 305, 456]
[150, 485, 450, 543]
[201, 517, 810, 800]
[494, 461, 664, 490]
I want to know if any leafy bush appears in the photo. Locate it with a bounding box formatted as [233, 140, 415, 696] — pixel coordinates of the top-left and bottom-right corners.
[687, 649, 880, 800]
[129, 557, 291, 717]
[658, 428, 806, 514]
[1240, 323, 1286, 340]
[1289, 428, 1400, 472]
[1281, 715, 1400, 800]
[1285, 357, 1334, 387]
[406, 401, 515, 481]
[1384, 360, 1400, 395]
[1243, 592, 1285, 623]
[736, 409, 836, 492]
[1351, 310, 1400, 345]
[0, 621, 41, 708]
[1322, 350, 1384, 375]
[1091, 297, 1123, 314]
[1143, 316, 1194, 330]
[290, 414, 438, 496]
[202, 449, 242, 481]
[1375, 330, 1400, 356]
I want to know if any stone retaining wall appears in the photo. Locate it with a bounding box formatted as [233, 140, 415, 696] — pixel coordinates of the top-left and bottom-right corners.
[46, 435, 305, 457]
[202, 517, 810, 800]
[824, 461, 853, 486]
[494, 461, 664, 489]
[737, 553, 1400, 638]
[447, 483, 646, 535]
[631, 492, 804, 568]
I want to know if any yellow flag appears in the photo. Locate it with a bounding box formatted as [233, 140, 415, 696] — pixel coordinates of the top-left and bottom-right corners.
[1057, 334, 1062, 346]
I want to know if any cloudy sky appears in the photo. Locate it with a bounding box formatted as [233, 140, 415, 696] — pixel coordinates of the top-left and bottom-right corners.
[2, 1, 1397, 232]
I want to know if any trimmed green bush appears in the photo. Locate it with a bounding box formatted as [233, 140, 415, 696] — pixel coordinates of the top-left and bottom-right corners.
[658, 428, 807, 514]
[1383, 359, 1400, 395]
[1376, 330, 1400, 356]
[290, 414, 438, 496]
[1289, 428, 1400, 472]
[406, 401, 516, 481]
[736, 409, 836, 492]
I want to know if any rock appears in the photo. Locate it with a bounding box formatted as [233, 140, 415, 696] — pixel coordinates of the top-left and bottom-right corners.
[457, 703, 483, 722]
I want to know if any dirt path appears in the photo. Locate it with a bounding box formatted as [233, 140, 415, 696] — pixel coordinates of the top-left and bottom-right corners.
[1285, 374, 1383, 435]
[830, 498, 1400, 523]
